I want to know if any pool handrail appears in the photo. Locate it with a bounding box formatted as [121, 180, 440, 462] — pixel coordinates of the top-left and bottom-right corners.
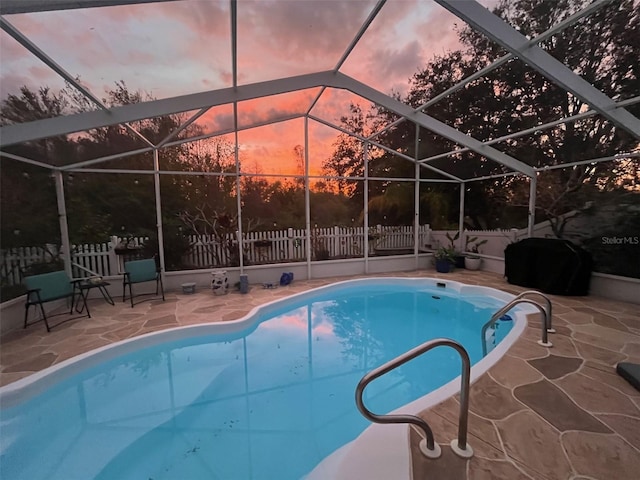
[355, 338, 473, 460]
[482, 294, 553, 356]
[513, 291, 554, 333]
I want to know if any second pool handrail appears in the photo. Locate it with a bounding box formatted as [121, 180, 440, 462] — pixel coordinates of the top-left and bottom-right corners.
[512, 290, 554, 333]
[483, 294, 553, 356]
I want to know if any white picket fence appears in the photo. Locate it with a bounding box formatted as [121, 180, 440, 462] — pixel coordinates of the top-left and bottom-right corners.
[1, 225, 433, 285]
[0, 239, 141, 286]
[184, 225, 430, 266]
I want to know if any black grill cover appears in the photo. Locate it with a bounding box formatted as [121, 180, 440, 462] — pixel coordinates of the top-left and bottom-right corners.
[504, 238, 593, 295]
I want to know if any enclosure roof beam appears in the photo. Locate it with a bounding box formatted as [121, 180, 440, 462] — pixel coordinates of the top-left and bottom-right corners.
[306, 0, 386, 115]
[0, 17, 107, 110]
[308, 114, 463, 182]
[0, 151, 55, 170]
[418, 96, 640, 164]
[0, 0, 179, 15]
[434, 0, 640, 140]
[533, 152, 640, 172]
[331, 73, 536, 177]
[334, 0, 386, 72]
[54, 112, 307, 170]
[163, 113, 305, 149]
[0, 16, 156, 148]
[156, 107, 211, 148]
[0, 70, 339, 146]
[230, 0, 238, 89]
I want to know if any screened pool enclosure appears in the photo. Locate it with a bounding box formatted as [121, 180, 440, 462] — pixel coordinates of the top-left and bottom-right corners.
[1, 0, 638, 287]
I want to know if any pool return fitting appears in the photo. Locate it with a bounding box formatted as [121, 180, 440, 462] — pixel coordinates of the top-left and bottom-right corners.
[355, 338, 473, 460]
[482, 291, 554, 357]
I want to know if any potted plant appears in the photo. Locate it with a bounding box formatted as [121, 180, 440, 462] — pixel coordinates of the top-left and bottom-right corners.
[445, 232, 465, 268]
[434, 246, 455, 273]
[465, 237, 487, 271]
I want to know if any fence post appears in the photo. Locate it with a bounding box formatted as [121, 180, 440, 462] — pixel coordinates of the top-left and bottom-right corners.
[108, 236, 120, 275]
[287, 227, 294, 260]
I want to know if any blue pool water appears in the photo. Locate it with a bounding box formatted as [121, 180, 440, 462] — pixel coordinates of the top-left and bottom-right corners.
[0, 281, 515, 480]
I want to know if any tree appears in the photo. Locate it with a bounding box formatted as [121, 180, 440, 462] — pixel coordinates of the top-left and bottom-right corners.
[0, 82, 197, 247]
[322, 103, 373, 196]
[0, 87, 73, 247]
[368, 0, 640, 230]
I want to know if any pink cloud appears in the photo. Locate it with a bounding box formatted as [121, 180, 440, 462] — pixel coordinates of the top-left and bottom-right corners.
[340, 1, 464, 96]
[236, 0, 377, 84]
[5, 2, 232, 101]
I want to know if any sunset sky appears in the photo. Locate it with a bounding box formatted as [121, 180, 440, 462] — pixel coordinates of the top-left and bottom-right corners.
[0, 0, 498, 174]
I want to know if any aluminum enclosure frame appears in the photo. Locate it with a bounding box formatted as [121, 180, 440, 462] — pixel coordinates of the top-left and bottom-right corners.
[0, 0, 637, 279]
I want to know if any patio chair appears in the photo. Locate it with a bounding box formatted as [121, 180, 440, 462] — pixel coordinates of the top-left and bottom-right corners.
[122, 258, 164, 307]
[24, 270, 90, 332]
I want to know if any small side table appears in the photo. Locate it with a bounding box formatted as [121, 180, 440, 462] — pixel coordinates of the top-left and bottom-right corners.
[76, 280, 115, 313]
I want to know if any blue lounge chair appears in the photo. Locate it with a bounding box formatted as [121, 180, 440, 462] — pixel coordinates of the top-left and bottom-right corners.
[24, 270, 90, 332]
[122, 258, 164, 307]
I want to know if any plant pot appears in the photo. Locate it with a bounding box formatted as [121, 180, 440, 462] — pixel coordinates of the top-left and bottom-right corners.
[465, 257, 482, 270]
[454, 255, 465, 268]
[435, 259, 452, 273]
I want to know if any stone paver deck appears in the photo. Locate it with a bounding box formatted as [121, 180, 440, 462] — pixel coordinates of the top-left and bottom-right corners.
[1, 270, 638, 479]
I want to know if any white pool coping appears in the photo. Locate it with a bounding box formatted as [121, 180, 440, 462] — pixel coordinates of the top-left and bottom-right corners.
[0, 277, 530, 479]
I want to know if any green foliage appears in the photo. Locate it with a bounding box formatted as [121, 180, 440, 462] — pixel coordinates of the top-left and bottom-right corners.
[465, 236, 488, 254]
[309, 191, 355, 227]
[367, 183, 414, 226]
[562, 192, 640, 279]
[434, 246, 456, 262]
[418, 188, 458, 229]
[0, 162, 60, 248]
[141, 226, 191, 272]
[321, 103, 368, 197]
[243, 179, 306, 230]
[445, 231, 460, 249]
[0, 80, 214, 241]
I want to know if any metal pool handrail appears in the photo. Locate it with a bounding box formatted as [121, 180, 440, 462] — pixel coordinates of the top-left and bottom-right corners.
[512, 291, 554, 333]
[355, 338, 473, 460]
[482, 296, 553, 357]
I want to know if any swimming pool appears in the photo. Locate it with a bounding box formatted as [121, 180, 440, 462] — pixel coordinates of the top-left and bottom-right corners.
[0, 278, 526, 480]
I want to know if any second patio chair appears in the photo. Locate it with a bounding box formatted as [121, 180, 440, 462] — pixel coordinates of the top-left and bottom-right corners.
[122, 258, 164, 307]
